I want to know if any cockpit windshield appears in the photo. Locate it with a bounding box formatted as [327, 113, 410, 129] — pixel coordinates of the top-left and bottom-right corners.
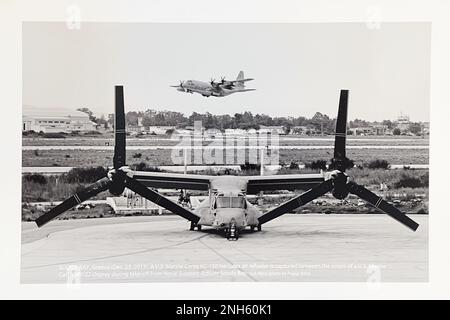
[215, 196, 246, 209]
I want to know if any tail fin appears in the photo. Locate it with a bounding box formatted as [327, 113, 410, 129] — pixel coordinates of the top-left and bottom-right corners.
[235, 71, 245, 87]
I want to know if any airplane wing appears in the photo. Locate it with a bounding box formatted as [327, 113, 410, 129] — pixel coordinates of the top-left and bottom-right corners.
[133, 171, 211, 191]
[239, 89, 256, 92]
[220, 78, 254, 88]
[246, 173, 325, 194]
[210, 83, 224, 93]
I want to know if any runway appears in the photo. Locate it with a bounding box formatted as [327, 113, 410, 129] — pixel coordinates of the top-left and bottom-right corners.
[22, 145, 429, 150]
[21, 214, 428, 283]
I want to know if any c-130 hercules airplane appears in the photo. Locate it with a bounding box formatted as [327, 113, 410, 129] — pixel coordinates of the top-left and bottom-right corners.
[35, 86, 419, 240]
[171, 71, 255, 97]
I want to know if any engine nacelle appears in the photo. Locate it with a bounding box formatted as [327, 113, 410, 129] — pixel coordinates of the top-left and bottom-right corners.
[332, 187, 349, 200]
[109, 183, 125, 196]
[330, 171, 349, 200]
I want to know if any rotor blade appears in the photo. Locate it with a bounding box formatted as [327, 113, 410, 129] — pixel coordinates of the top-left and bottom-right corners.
[113, 85, 126, 169]
[258, 179, 333, 225]
[124, 177, 200, 223]
[334, 89, 349, 161]
[347, 182, 419, 231]
[35, 177, 111, 227]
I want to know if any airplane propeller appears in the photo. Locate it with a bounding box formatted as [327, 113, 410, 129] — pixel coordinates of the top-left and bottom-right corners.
[170, 80, 184, 88]
[210, 78, 223, 90]
[35, 86, 200, 227]
[258, 90, 419, 231]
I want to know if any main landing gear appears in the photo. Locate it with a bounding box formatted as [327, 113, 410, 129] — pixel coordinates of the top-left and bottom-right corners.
[190, 221, 202, 231]
[250, 225, 262, 232]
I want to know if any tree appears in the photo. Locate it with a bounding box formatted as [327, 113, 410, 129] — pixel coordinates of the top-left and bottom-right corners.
[77, 107, 93, 118]
[349, 118, 369, 128]
[408, 122, 422, 135]
[107, 114, 114, 128]
[393, 128, 401, 135]
[382, 120, 394, 129]
[126, 111, 139, 126]
[77, 107, 97, 122]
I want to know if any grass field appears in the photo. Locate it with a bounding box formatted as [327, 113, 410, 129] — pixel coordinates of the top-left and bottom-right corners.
[280, 148, 429, 165]
[22, 136, 429, 222]
[22, 147, 429, 167]
[22, 166, 428, 202]
[22, 135, 429, 146]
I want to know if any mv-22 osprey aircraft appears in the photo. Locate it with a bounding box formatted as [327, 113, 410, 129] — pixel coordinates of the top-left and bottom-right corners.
[171, 71, 255, 97]
[35, 86, 419, 240]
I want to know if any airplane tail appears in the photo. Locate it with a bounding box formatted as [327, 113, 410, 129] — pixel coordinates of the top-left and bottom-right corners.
[235, 71, 253, 88]
[236, 71, 245, 87]
[236, 71, 245, 81]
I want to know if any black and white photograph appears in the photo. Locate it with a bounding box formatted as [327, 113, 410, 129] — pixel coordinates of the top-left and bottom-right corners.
[20, 21, 430, 283]
[2, 0, 450, 303]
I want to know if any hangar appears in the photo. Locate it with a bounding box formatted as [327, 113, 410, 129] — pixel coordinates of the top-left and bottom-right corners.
[22, 105, 96, 133]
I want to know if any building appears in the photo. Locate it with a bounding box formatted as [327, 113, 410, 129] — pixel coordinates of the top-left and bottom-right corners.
[372, 124, 388, 135]
[148, 126, 176, 135]
[348, 124, 388, 136]
[127, 117, 146, 134]
[224, 128, 246, 136]
[396, 113, 411, 132]
[22, 106, 96, 133]
[421, 122, 430, 135]
[291, 125, 319, 135]
[204, 128, 222, 137]
[349, 126, 373, 136]
[258, 126, 285, 135]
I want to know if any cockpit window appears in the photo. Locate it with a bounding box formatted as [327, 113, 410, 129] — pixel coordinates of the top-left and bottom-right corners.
[231, 197, 245, 208]
[215, 196, 246, 208]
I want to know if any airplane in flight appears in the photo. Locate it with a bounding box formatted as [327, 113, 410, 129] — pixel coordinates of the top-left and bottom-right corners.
[35, 86, 419, 240]
[171, 71, 255, 97]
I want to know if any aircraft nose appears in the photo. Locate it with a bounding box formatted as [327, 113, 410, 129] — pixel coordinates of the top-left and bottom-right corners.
[215, 209, 247, 227]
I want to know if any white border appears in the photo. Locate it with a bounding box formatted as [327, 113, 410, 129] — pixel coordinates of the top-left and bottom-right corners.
[1, 0, 449, 299]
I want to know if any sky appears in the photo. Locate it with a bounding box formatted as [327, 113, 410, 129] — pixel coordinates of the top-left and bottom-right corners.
[23, 22, 431, 122]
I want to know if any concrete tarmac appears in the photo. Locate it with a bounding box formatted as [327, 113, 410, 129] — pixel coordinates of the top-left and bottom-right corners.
[21, 214, 428, 283]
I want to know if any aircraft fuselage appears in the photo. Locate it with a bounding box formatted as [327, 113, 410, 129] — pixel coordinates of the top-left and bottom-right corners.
[177, 80, 251, 97]
[186, 176, 262, 239]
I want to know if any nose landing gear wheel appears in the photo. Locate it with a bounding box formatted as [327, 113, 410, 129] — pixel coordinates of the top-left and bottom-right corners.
[227, 222, 239, 240]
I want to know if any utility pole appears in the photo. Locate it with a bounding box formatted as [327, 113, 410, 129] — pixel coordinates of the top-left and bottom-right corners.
[183, 148, 187, 174]
[260, 147, 265, 176]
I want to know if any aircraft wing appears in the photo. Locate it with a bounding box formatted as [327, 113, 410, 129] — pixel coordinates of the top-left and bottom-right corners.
[246, 173, 325, 194]
[133, 171, 211, 191]
[220, 78, 254, 88]
[211, 84, 224, 92]
[239, 89, 256, 92]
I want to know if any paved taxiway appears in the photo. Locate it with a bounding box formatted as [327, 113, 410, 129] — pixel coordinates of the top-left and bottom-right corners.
[21, 215, 427, 283]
